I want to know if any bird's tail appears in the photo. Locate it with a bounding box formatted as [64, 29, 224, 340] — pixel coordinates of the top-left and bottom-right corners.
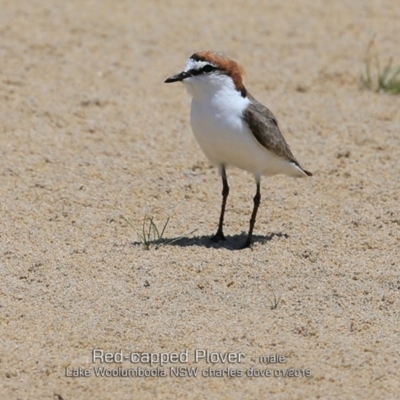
[303, 169, 312, 176]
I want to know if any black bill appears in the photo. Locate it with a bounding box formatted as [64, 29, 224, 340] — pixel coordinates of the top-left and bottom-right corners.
[164, 71, 189, 83]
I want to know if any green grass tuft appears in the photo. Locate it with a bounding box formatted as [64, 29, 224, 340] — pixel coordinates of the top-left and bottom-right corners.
[268, 292, 282, 310]
[121, 215, 196, 250]
[361, 38, 400, 94]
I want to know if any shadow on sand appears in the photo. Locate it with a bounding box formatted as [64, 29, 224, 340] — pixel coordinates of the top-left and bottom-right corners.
[132, 232, 289, 251]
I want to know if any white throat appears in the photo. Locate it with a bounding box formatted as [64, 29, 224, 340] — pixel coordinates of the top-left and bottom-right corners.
[183, 73, 249, 113]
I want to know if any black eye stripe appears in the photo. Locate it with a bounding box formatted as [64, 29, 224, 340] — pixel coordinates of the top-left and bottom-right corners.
[187, 64, 218, 77]
[201, 64, 216, 73]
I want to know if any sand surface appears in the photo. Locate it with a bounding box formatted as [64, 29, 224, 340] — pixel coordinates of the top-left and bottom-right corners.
[1, 1, 400, 399]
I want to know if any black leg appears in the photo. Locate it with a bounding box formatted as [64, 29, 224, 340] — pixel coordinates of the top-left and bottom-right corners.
[241, 182, 261, 249]
[211, 166, 229, 242]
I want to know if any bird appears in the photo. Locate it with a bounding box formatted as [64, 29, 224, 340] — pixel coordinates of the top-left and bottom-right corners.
[165, 51, 312, 249]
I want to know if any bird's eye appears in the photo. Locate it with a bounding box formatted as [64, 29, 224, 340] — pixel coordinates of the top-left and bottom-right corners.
[202, 64, 215, 73]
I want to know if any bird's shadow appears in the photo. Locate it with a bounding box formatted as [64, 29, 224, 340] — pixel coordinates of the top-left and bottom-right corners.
[132, 232, 289, 251]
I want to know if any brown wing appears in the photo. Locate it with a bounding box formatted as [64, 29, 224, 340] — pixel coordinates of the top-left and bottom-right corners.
[243, 93, 312, 176]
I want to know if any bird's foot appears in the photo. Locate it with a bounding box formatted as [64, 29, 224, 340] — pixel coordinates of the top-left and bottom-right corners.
[210, 230, 226, 242]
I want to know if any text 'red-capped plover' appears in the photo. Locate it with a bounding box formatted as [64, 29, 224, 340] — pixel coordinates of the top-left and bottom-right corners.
[165, 51, 312, 249]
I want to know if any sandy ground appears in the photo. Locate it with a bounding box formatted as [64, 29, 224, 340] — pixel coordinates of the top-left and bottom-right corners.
[1, 1, 400, 399]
